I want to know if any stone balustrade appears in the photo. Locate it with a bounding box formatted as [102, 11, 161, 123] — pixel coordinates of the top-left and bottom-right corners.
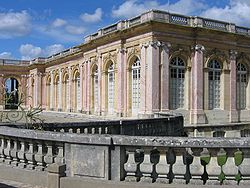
[85, 9, 250, 43]
[0, 125, 249, 186]
[41, 116, 184, 136]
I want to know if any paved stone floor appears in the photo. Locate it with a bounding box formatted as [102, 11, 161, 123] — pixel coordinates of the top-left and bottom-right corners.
[0, 179, 44, 188]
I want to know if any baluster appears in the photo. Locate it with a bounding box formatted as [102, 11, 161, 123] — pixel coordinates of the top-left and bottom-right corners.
[10, 139, 19, 167]
[0, 137, 6, 163]
[172, 148, 187, 184]
[3, 138, 12, 165]
[60, 128, 65, 133]
[239, 148, 250, 185]
[189, 148, 204, 185]
[206, 148, 222, 185]
[91, 127, 95, 134]
[84, 128, 88, 134]
[17, 139, 27, 168]
[222, 148, 238, 185]
[155, 148, 170, 183]
[69, 128, 73, 133]
[140, 148, 152, 182]
[25, 141, 37, 170]
[54, 143, 64, 164]
[34, 141, 45, 171]
[44, 141, 54, 169]
[76, 128, 81, 134]
[124, 149, 143, 182]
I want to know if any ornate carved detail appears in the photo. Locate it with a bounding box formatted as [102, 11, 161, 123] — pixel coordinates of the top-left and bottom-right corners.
[192, 44, 205, 52]
[237, 52, 250, 62]
[229, 50, 238, 61]
[127, 46, 140, 57]
[117, 48, 127, 54]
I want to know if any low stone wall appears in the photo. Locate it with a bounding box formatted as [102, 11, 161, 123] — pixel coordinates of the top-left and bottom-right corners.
[0, 126, 249, 187]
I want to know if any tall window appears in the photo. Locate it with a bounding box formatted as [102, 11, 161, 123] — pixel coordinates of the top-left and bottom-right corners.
[107, 62, 115, 114]
[170, 57, 185, 109]
[237, 63, 247, 109]
[208, 60, 222, 109]
[46, 76, 51, 109]
[131, 57, 141, 115]
[93, 66, 99, 112]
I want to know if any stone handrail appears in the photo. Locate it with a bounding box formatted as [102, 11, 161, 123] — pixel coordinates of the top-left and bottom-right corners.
[85, 10, 250, 43]
[0, 126, 249, 186]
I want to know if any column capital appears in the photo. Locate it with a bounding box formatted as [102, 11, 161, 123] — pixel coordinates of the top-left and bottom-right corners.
[192, 44, 205, 52]
[116, 48, 127, 54]
[229, 50, 238, 60]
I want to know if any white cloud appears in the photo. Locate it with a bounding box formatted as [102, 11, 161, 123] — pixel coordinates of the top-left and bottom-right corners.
[65, 25, 85, 35]
[52, 18, 67, 28]
[112, 0, 206, 19]
[0, 52, 12, 59]
[44, 44, 65, 57]
[19, 43, 65, 60]
[20, 44, 42, 60]
[201, 1, 250, 26]
[0, 11, 31, 38]
[80, 8, 102, 23]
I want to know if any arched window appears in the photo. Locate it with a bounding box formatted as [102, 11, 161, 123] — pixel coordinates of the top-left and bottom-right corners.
[208, 60, 222, 109]
[237, 63, 247, 109]
[107, 62, 115, 114]
[131, 57, 141, 115]
[93, 65, 99, 113]
[170, 57, 185, 109]
[4, 78, 19, 109]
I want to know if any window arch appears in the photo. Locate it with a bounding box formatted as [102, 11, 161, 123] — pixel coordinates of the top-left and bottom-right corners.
[107, 62, 115, 114]
[131, 57, 141, 115]
[92, 65, 99, 113]
[208, 59, 222, 109]
[169, 56, 185, 109]
[237, 63, 248, 110]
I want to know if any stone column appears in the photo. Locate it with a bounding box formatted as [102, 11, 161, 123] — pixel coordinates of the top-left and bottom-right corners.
[50, 72, 54, 111]
[145, 40, 161, 115]
[190, 44, 206, 124]
[68, 67, 72, 112]
[140, 43, 147, 115]
[58, 69, 62, 111]
[160, 43, 171, 111]
[97, 55, 102, 115]
[229, 50, 239, 122]
[86, 60, 91, 114]
[36, 72, 42, 108]
[79, 64, 83, 113]
[117, 48, 126, 117]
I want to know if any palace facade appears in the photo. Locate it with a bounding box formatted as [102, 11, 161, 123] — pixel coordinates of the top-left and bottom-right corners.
[1, 10, 250, 125]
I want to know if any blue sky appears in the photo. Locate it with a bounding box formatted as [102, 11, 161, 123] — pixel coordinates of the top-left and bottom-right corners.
[0, 0, 249, 60]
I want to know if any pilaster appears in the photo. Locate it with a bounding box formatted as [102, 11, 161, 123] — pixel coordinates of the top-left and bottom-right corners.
[161, 42, 171, 112]
[190, 44, 206, 124]
[117, 48, 126, 117]
[0, 74, 4, 107]
[145, 40, 161, 115]
[139, 43, 147, 115]
[79, 64, 83, 113]
[58, 69, 62, 111]
[68, 67, 72, 112]
[50, 72, 54, 111]
[86, 60, 91, 114]
[97, 55, 102, 115]
[229, 50, 239, 122]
